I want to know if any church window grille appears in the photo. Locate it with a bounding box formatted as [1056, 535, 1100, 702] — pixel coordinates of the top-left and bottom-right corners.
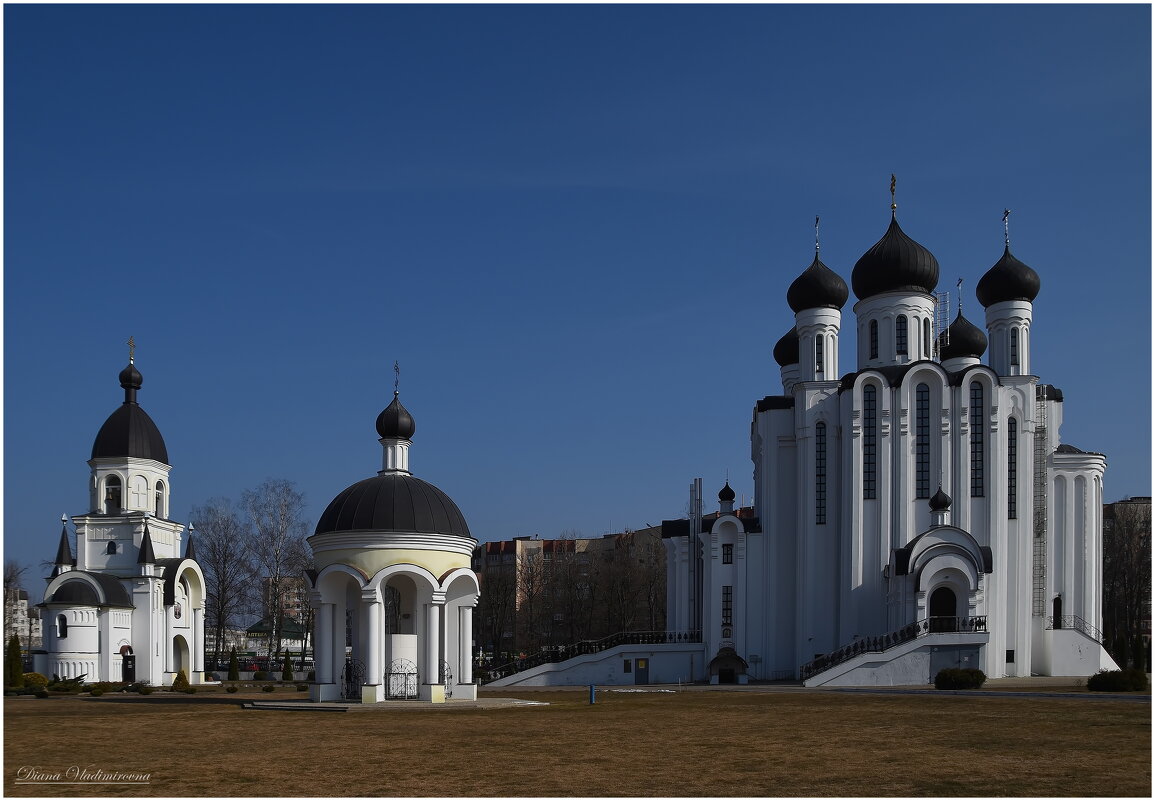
[815, 422, 827, 523]
[815, 336, 824, 376]
[896, 315, 908, 356]
[863, 385, 878, 499]
[722, 544, 733, 564]
[915, 383, 930, 498]
[56, 614, 68, 639]
[970, 382, 985, 497]
[155, 481, 166, 518]
[1010, 327, 1020, 366]
[923, 318, 931, 358]
[104, 475, 122, 514]
[722, 586, 733, 625]
[1008, 417, 1018, 518]
[869, 320, 879, 360]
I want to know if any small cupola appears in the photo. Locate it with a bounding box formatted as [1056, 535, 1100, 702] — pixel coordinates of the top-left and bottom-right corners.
[773, 328, 800, 367]
[937, 309, 988, 367]
[976, 247, 1040, 308]
[929, 487, 952, 527]
[787, 255, 848, 313]
[377, 391, 415, 474]
[718, 482, 735, 515]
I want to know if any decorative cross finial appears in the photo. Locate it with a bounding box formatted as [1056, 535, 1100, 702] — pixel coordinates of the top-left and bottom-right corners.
[1002, 208, 1011, 248]
[890, 174, 897, 214]
[127, 336, 136, 364]
[814, 215, 821, 255]
[393, 360, 400, 396]
[957, 277, 964, 314]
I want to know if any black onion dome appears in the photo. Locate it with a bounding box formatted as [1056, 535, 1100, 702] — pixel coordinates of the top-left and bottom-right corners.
[852, 216, 940, 300]
[376, 392, 416, 440]
[937, 310, 988, 360]
[91, 363, 169, 463]
[976, 246, 1041, 307]
[929, 487, 953, 512]
[787, 255, 849, 312]
[718, 482, 736, 502]
[773, 328, 800, 367]
[315, 473, 470, 538]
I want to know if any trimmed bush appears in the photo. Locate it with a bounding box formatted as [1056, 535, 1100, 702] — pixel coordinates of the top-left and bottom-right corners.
[226, 685, 239, 694]
[306, 670, 315, 682]
[171, 669, 190, 690]
[34, 689, 49, 698]
[184, 687, 197, 694]
[23, 672, 48, 689]
[1087, 668, 1149, 692]
[228, 648, 240, 681]
[296, 683, 308, 691]
[138, 685, 154, 695]
[6, 635, 24, 688]
[282, 654, 294, 682]
[934, 668, 987, 690]
[253, 670, 269, 681]
[89, 688, 104, 697]
[261, 684, 275, 693]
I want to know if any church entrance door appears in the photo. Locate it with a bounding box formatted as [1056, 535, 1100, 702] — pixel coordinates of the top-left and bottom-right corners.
[929, 587, 958, 632]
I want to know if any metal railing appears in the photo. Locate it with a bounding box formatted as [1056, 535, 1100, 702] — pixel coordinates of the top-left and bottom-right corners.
[799, 616, 988, 681]
[480, 630, 703, 684]
[1046, 615, 1104, 644]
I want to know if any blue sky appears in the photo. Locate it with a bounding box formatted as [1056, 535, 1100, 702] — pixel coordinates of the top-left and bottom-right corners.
[4, 4, 1151, 571]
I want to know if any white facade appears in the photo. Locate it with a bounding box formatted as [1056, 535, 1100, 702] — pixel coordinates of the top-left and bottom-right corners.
[666, 208, 1118, 685]
[35, 358, 206, 685]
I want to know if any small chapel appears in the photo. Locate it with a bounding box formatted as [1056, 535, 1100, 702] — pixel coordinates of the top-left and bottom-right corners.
[35, 348, 206, 685]
[305, 390, 480, 703]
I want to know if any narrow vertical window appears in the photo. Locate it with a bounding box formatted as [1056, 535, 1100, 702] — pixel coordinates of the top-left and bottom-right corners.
[104, 475, 122, 514]
[869, 320, 879, 360]
[722, 544, 733, 564]
[923, 318, 931, 359]
[815, 336, 824, 376]
[915, 383, 930, 499]
[970, 382, 985, 497]
[57, 614, 68, 639]
[1008, 417, 1018, 519]
[721, 586, 733, 625]
[863, 385, 877, 499]
[896, 315, 908, 355]
[1010, 327, 1020, 367]
[815, 422, 827, 523]
[155, 481, 166, 518]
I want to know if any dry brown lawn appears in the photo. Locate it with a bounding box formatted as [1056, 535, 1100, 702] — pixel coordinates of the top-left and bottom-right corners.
[3, 686, 1150, 797]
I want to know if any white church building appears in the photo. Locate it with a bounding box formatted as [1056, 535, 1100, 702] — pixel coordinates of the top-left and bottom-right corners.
[35, 353, 207, 685]
[665, 200, 1120, 686]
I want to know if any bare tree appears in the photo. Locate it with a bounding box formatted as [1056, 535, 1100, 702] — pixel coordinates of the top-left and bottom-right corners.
[599, 534, 643, 635]
[189, 499, 251, 667]
[544, 532, 597, 645]
[241, 479, 310, 663]
[517, 548, 548, 654]
[3, 561, 28, 644]
[1103, 498, 1152, 670]
[475, 554, 517, 662]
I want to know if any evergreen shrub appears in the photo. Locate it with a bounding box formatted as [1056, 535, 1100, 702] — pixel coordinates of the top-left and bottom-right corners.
[89, 688, 104, 697]
[934, 668, 986, 689]
[296, 683, 308, 691]
[282, 655, 293, 682]
[228, 648, 240, 681]
[171, 669, 190, 690]
[261, 684, 275, 692]
[226, 685, 239, 693]
[6, 635, 24, 688]
[23, 672, 48, 689]
[1087, 668, 1149, 692]
[253, 670, 268, 681]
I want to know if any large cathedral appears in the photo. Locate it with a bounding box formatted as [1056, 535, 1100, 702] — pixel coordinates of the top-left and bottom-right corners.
[665, 198, 1119, 685]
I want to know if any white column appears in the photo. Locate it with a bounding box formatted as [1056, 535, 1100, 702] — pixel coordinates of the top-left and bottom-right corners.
[363, 591, 381, 685]
[425, 601, 441, 684]
[314, 599, 333, 684]
[192, 607, 205, 674]
[459, 605, 473, 685]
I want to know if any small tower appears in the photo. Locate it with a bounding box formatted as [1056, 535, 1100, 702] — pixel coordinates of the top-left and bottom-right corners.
[976, 212, 1041, 377]
[936, 309, 988, 372]
[376, 391, 416, 474]
[773, 328, 801, 393]
[786, 217, 848, 382]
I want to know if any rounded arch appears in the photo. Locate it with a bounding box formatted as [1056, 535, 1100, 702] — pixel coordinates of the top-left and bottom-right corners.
[154, 480, 167, 518]
[366, 563, 440, 596]
[314, 563, 369, 598]
[102, 473, 124, 514]
[439, 567, 480, 601]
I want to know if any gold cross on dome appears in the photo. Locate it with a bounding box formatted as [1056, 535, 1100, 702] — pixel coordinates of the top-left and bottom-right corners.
[127, 336, 136, 363]
[890, 174, 897, 212]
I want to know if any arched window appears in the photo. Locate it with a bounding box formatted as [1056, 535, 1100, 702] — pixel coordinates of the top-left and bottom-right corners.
[104, 476, 122, 514]
[1008, 417, 1018, 519]
[869, 320, 879, 360]
[1010, 327, 1020, 367]
[923, 318, 931, 359]
[915, 383, 930, 498]
[106, 541, 117, 555]
[155, 481, 166, 518]
[815, 336, 824, 376]
[56, 614, 68, 639]
[863, 385, 878, 499]
[970, 382, 985, 497]
[896, 315, 908, 356]
[815, 422, 827, 524]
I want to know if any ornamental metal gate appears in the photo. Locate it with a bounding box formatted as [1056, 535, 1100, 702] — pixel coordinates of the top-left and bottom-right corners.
[385, 659, 418, 700]
[342, 659, 365, 700]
